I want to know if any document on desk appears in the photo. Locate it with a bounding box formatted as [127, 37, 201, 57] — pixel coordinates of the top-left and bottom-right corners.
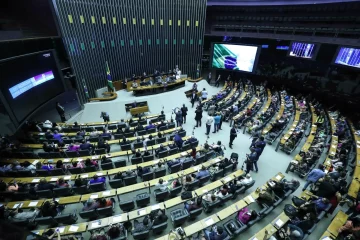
[102, 191, 111, 196]
[151, 204, 160, 210]
[138, 209, 146, 215]
[92, 156, 99, 160]
[64, 176, 71, 180]
[50, 178, 58, 181]
[321, 237, 331, 240]
[77, 158, 83, 161]
[112, 215, 122, 223]
[225, 177, 232, 182]
[58, 227, 65, 233]
[63, 159, 70, 162]
[81, 174, 88, 178]
[90, 194, 98, 199]
[32, 179, 40, 183]
[28, 201, 38, 207]
[275, 219, 284, 228]
[247, 195, 255, 203]
[13, 203, 22, 209]
[68, 225, 79, 232]
[91, 221, 101, 228]
[275, 175, 282, 181]
[32, 160, 39, 165]
[205, 218, 214, 226]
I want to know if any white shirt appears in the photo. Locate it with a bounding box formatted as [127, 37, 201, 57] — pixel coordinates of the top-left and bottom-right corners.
[156, 181, 169, 191]
[237, 177, 253, 185]
[202, 91, 208, 99]
[206, 116, 214, 125]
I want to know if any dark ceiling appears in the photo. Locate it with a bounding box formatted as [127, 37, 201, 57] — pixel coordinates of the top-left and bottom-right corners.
[207, 0, 360, 6]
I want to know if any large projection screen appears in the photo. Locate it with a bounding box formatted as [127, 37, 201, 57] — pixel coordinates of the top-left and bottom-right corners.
[0, 50, 65, 124]
[333, 46, 360, 69]
[211, 43, 260, 73]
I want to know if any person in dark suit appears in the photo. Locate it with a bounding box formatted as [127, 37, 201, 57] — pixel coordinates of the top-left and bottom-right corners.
[80, 140, 94, 154]
[181, 104, 188, 124]
[190, 91, 197, 108]
[195, 106, 203, 127]
[98, 138, 111, 153]
[56, 102, 66, 122]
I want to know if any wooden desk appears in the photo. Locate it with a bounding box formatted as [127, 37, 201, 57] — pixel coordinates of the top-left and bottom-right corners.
[131, 78, 188, 95]
[280, 99, 300, 145]
[248, 223, 277, 240]
[184, 214, 220, 237]
[233, 97, 258, 121]
[81, 189, 117, 201]
[89, 92, 117, 102]
[7, 199, 45, 209]
[272, 212, 290, 229]
[130, 105, 149, 115]
[128, 203, 165, 220]
[217, 85, 237, 106]
[257, 89, 272, 117]
[217, 200, 247, 220]
[201, 83, 228, 104]
[326, 210, 348, 238]
[109, 214, 129, 224]
[125, 101, 148, 112]
[263, 94, 285, 135]
[87, 218, 110, 231]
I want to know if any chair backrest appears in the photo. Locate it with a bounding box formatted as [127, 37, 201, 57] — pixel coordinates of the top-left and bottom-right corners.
[108, 125, 117, 130]
[205, 199, 221, 213]
[135, 192, 150, 207]
[11, 218, 29, 227]
[84, 165, 97, 173]
[146, 139, 156, 146]
[191, 140, 199, 148]
[17, 170, 33, 177]
[123, 175, 137, 185]
[169, 163, 181, 173]
[66, 151, 79, 157]
[13, 192, 28, 201]
[154, 168, 166, 178]
[168, 122, 175, 129]
[131, 157, 143, 165]
[68, 167, 83, 174]
[121, 144, 132, 151]
[157, 137, 166, 144]
[48, 152, 63, 158]
[189, 207, 203, 219]
[36, 169, 49, 177]
[72, 185, 88, 195]
[155, 190, 169, 201]
[182, 144, 191, 151]
[132, 230, 150, 240]
[195, 155, 206, 165]
[114, 160, 126, 168]
[133, 142, 143, 149]
[125, 132, 135, 138]
[205, 151, 215, 161]
[54, 213, 77, 224]
[79, 150, 90, 157]
[53, 187, 72, 197]
[152, 221, 168, 234]
[185, 179, 199, 191]
[244, 180, 255, 191]
[97, 206, 113, 217]
[119, 199, 135, 212]
[198, 175, 211, 186]
[137, 130, 147, 136]
[169, 185, 183, 197]
[158, 150, 168, 158]
[224, 164, 233, 175]
[38, 152, 49, 159]
[171, 209, 189, 226]
[36, 189, 53, 199]
[89, 137, 99, 142]
[35, 216, 54, 226]
[50, 168, 64, 176]
[168, 148, 178, 156]
[101, 162, 114, 170]
[143, 155, 154, 162]
[89, 182, 106, 192]
[95, 148, 106, 155]
[147, 128, 156, 134]
[182, 159, 194, 170]
[114, 134, 123, 140]
[211, 169, 224, 181]
[109, 179, 123, 189]
[159, 126, 167, 132]
[79, 209, 98, 219]
[142, 172, 154, 181]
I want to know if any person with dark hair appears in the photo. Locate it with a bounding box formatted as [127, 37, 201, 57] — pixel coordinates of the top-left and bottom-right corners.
[56, 177, 69, 188]
[88, 175, 106, 185]
[184, 198, 202, 212]
[100, 111, 110, 122]
[195, 106, 203, 127]
[237, 207, 257, 224]
[80, 140, 94, 154]
[82, 199, 99, 211]
[98, 198, 113, 208]
[41, 200, 60, 217]
[85, 158, 98, 168]
[152, 210, 168, 225]
[196, 166, 210, 179]
[181, 104, 188, 124]
[56, 160, 64, 169]
[56, 102, 66, 122]
[37, 179, 54, 191]
[9, 207, 40, 221]
[229, 125, 237, 149]
[101, 155, 112, 164]
[202, 225, 228, 240]
[98, 138, 111, 153]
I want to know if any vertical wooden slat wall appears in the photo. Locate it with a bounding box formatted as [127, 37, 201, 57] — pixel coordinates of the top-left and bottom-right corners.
[52, 0, 207, 104]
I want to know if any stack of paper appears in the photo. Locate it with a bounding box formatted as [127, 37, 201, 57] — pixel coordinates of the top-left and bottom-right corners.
[32, 179, 40, 183]
[28, 201, 38, 207]
[205, 218, 214, 226]
[68, 225, 79, 232]
[275, 219, 284, 228]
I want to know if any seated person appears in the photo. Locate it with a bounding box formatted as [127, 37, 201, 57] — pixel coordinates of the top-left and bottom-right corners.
[98, 198, 113, 208]
[157, 120, 167, 130]
[155, 144, 167, 157]
[195, 166, 210, 179]
[0, 180, 19, 192]
[185, 135, 198, 144]
[133, 149, 142, 158]
[286, 224, 304, 240]
[45, 130, 53, 140]
[143, 150, 151, 157]
[82, 198, 99, 211]
[183, 175, 194, 186]
[298, 198, 330, 217]
[85, 158, 98, 168]
[98, 139, 111, 153]
[133, 216, 151, 233]
[136, 123, 144, 131]
[41, 200, 62, 217]
[37, 179, 54, 191]
[235, 174, 253, 187]
[155, 178, 169, 192]
[184, 198, 202, 212]
[67, 143, 80, 152]
[237, 207, 258, 224]
[52, 130, 63, 142]
[71, 161, 85, 168]
[268, 180, 285, 198]
[202, 193, 217, 203]
[88, 175, 106, 185]
[152, 209, 168, 225]
[145, 122, 156, 131]
[101, 129, 112, 138]
[101, 155, 112, 164]
[214, 184, 229, 198]
[56, 178, 69, 188]
[9, 208, 40, 221]
[43, 142, 59, 152]
[79, 140, 94, 153]
[257, 188, 275, 206]
[202, 226, 228, 240]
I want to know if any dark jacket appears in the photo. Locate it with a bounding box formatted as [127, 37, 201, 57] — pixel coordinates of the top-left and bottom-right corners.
[195, 109, 203, 121]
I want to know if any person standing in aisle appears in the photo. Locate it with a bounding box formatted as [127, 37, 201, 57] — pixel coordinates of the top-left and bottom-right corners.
[215, 75, 221, 87]
[229, 125, 237, 149]
[181, 104, 188, 124]
[191, 91, 197, 108]
[212, 113, 221, 133]
[175, 110, 183, 127]
[56, 102, 66, 122]
[207, 72, 212, 84]
[201, 88, 208, 101]
[205, 116, 213, 135]
[195, 106, 203, 127]
[100, 111, 110, 122]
